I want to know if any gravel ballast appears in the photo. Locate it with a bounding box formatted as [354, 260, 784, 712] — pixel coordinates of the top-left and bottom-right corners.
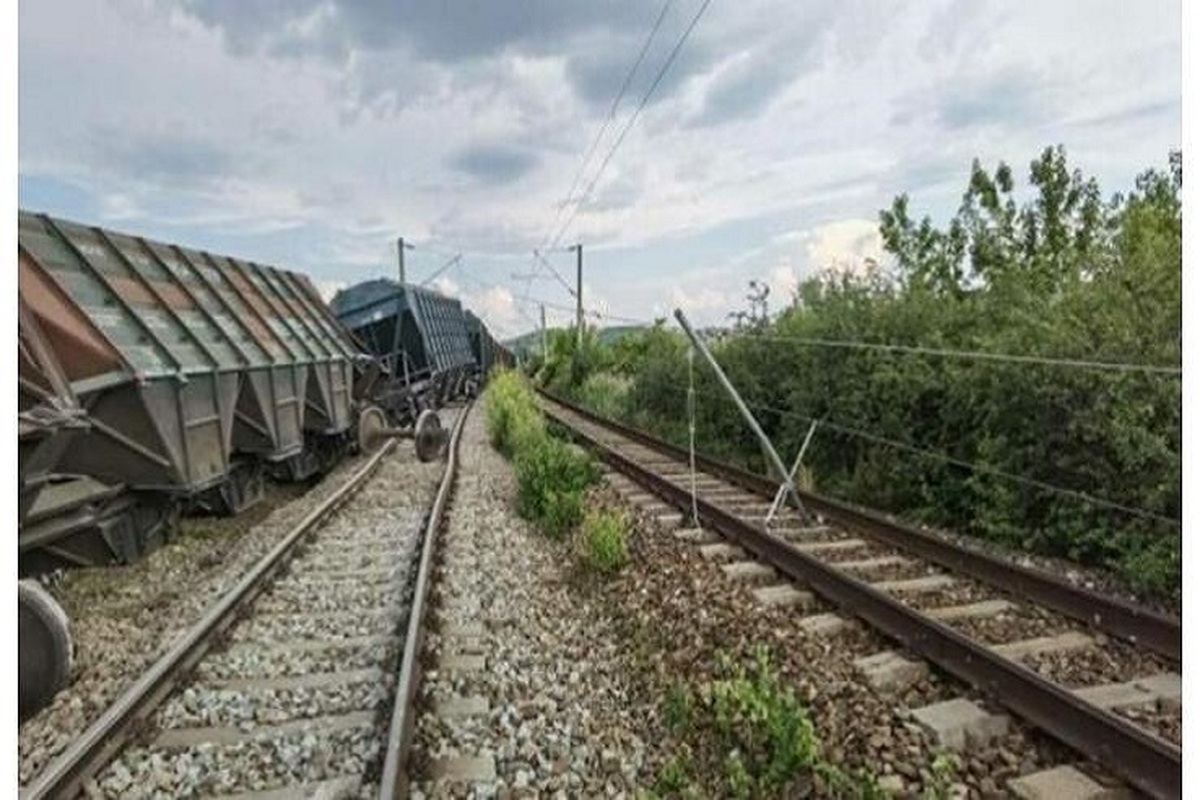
[411, 406, 653, 798]
[20, 409, 454, 791]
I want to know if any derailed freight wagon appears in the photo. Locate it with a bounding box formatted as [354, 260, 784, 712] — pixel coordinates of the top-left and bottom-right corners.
[331, 279, 477, 424]
[17, 210, 366, 570]
[465, 309, 513, 377]
[17, 211, 457, 719]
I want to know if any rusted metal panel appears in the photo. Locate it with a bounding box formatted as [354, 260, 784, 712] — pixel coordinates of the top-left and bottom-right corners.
[19, 248, 126, 384]
[18, 296, 89, 519]
[18, 211, 360, 497]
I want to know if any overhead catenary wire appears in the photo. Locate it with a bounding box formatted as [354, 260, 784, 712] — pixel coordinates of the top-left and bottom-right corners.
[531, 248, 577, 297]
[548, 0, 715, 250]
[740, 332, 1182, 376]
[419, 253, 462, 288]
[536, 0, 676, 254]
[511, 293, 652, 326]
[635, 365, 1179, 528]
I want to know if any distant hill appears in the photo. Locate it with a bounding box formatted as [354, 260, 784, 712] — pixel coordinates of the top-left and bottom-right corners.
[505, 324, 646, 355]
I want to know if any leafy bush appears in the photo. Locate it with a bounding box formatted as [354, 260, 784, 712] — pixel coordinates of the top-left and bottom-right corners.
[514, 436, 599, 538]
[484, 369, 545, 457]
[663, 681, 695, 734]
[582, 507, 629, 573]
[704, 650, 822, 795]
[653, 752, 698, 798]
[563, 149, 1181, 600]
[573, 371, 631, 420]
[485, 368, 600, 538]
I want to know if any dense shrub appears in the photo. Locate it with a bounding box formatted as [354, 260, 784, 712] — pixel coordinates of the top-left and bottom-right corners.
[514, 436, 598, 538]
[547, 149, 1181, 600]
[657, 650, 885, 799]
[572, 371, 630, 420]
[484, 369, 599, 538]
[485, 369, 546, 457]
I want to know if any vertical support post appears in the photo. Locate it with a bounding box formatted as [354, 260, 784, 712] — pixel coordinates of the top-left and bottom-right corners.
[575, 243, 583, 347]
[397, 237, 406, 284]
[673, 308, 808, 519]
[540, 304, 547, 358]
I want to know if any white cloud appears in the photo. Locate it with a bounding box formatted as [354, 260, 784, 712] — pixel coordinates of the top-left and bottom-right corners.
[797, 218, 885, 275]
[17, 0, 1180, 338]
[431, 276, 460, 298]
[311, 279, 347, 303]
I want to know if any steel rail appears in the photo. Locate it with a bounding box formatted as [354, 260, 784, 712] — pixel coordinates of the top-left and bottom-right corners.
[379, 401, 471, 799]
[540, 395, 1181, 800]
[539, 390, 1180, 663]
[21, 439, 401, 800]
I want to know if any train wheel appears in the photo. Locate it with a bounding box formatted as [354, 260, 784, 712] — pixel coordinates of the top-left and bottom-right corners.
[19, 580, 72, 720]
[414, 409, 448, 462]
[356, 405, 388, 454]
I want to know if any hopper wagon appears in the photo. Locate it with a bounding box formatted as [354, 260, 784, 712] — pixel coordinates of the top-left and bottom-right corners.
[17, 211, 500, 718]
[330, 279, 478, 424]
[465, 309, 513, 377]
[18, 210, 363, 561]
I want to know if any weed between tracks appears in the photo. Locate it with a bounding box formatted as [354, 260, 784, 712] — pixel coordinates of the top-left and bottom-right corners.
[484, 371, 970, 797]
[486, 370, 626, 568]
[641, 648, 889, 799]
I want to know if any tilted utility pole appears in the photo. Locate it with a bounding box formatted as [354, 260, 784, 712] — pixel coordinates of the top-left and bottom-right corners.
[673, 308, 808, 518]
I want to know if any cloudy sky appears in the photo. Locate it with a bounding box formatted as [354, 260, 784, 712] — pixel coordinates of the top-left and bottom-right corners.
[19, 0, 1180, 338]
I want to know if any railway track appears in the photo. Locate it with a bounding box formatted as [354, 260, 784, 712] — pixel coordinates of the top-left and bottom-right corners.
[21, 403, 470, 800]
[539, 391, 1181, 799]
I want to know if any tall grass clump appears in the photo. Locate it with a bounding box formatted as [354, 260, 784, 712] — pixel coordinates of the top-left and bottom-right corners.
[572, 371, 631, 420]
[485, 369, 546, 457]
[484, 369, 599, 537]
[514, 436, 598, 538]
[581, 507, 629, 573]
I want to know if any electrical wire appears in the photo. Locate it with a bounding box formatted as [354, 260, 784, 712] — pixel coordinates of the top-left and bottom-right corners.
[632, 369, 1180, 528]
[532, 248, 577, 297]
[737, 332, 1181, 376]
[548, 0, 715, 249]
[511, 293, 652, 326]
[686, 342, 700, 526]
[419, 253, 462, 288]
[536, 0, 676, 254]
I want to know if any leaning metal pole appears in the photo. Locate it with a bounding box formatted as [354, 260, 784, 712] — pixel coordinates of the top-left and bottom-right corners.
[673, 308, 808, 519]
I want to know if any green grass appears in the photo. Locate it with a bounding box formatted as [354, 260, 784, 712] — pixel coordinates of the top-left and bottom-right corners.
[581, 507, 629, 573]
[485, 369, 599, 538]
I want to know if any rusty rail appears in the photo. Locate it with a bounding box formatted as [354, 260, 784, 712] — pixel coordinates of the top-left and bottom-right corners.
[540, 393, 1181, 800]
[379, 402, 470, 799]
[540, 390, 1180, 663]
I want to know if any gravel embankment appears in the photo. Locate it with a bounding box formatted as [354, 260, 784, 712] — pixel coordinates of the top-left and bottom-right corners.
[587, 491, 1112, 797]
[411, 407, 652, 798]
[19, 425, 447, 787]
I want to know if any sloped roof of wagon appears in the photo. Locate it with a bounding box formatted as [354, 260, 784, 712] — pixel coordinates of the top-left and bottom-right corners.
[18, 211, 359, 386]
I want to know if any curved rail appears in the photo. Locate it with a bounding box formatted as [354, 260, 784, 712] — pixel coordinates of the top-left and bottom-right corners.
[540, 393, 1180, 800]
[540, 390, 1180, 662]
[22, 431, 425, 799]
[379, 401, 470, 798]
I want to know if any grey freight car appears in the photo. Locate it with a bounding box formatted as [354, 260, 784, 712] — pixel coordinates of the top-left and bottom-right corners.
[18, 210, 362, 562]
